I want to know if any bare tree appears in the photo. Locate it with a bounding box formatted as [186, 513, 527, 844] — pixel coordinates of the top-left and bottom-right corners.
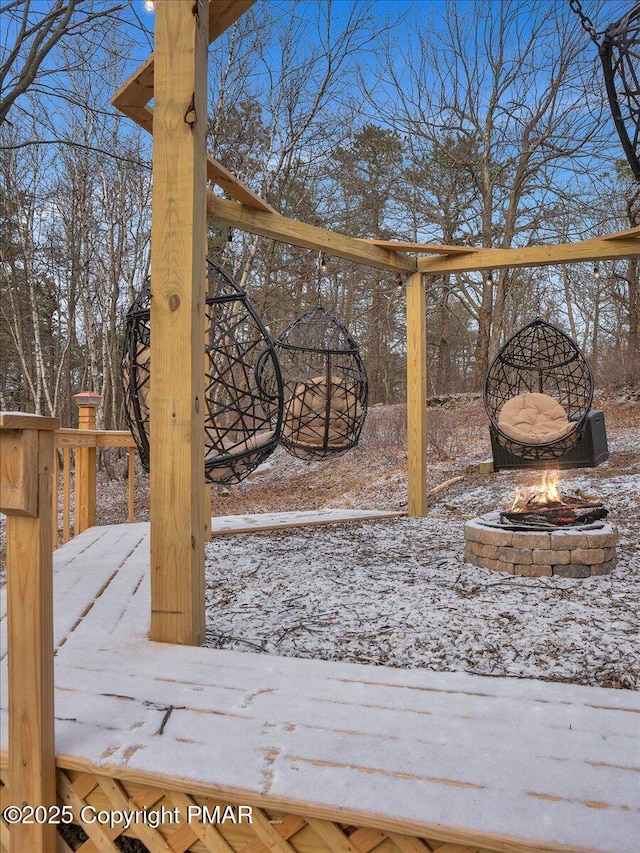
[363, 0, 617, 387]
[207, 0, 398, 359]
[0, 0, 126, 125]
[1, 17, 152, 425]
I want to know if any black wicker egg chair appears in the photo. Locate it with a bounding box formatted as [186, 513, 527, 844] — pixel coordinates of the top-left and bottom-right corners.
[272, 306, 368, 461]
[203, 259, 283, 483]
[483, 318, 594, 462]
[600, 3, 640, 180]
[570, 0, 639, 179]
[122, 281, 151, 467]
[122, 257, 283, 485]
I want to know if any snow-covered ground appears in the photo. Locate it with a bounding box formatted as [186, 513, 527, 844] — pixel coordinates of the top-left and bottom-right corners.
[2, 394, 638, 690]
[204, 445, 640, 690]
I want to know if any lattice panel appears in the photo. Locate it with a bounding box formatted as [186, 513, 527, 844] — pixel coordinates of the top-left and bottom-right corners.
[0, 767, 493, 853]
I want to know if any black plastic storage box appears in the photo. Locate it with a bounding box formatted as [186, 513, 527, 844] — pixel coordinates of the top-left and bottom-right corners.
[490, 410, 609, 471]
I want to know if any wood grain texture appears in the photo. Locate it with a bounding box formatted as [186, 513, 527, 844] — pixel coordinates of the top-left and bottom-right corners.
[52, 441, 58, 547]
[128, 449, 136, 524]
[0, 412, 59, 431]
[62, 446, 71, 543]
[206, 156, 275, 211]
[0, 429, 37, 517]
[210, 510, 404, 537]
[74, 404, 98, 536]
[111, 1, 254, 112]
[405, 272, 427, 517]
[54, 429, 135, 448]
[5, 427, 57, 852]
[602, 226, 640, 241]
[149, 0, 208, 645]
[207, 195, 417, 273]
[417, 236, 640, 274]
[366, 240, 479, 255]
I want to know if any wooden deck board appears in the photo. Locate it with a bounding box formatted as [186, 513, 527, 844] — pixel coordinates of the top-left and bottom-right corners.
[1, 523, 638, 853]
[211, 510, 405, 536]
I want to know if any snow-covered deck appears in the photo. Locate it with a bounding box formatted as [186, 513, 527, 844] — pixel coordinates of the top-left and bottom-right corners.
[1, 522, 639, 853]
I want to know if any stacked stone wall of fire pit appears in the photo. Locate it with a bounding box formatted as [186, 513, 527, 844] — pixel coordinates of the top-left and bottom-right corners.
[464, 517, 618, 578]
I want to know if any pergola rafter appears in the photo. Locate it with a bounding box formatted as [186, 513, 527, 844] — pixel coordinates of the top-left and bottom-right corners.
[111, 0, 275, 213]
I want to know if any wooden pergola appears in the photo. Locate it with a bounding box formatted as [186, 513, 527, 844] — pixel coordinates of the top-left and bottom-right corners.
[112, 0, 640, 646]
[1, 6, 639, 852]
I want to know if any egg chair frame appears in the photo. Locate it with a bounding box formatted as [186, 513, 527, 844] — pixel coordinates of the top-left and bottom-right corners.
[122, 257, 283, 485]
[571, 0, 640, 179]
[121, 281, 151, 469]
[483, 318, 594, 462]
[203, 258, 283, 484]
[600, 3, 640, 180]
[274, 305, 368, 461]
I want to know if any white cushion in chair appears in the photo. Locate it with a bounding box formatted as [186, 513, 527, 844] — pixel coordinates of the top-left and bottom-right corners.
[283, 376, 361, 448]
[498, 392, 576, 445]
[206, 430, 275, 480]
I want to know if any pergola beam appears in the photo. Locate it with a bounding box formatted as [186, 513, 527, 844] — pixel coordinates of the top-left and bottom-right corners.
[418, 235, 640, 274]
[111, 0, 254, 116]
[207, 194, 417, 274]
[602, 225, 640, 241]
[366, 239, 479, 255]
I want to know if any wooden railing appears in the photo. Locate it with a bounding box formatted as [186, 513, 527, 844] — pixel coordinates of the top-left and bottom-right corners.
[53, 428, 136, 546]
[51, 392, 137, 547]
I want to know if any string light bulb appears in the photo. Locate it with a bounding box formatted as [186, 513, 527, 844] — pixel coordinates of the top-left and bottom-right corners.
[396, 274, 404, 292]
[594, 265, 601, 281]
[320, 252, 327, 273]
[143, 0, 154, 12]
[486, 272, 493, 285]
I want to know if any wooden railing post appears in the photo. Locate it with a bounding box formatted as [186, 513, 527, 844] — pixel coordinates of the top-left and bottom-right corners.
[73, 391, 101, 535]
[0, 411, 59, 853]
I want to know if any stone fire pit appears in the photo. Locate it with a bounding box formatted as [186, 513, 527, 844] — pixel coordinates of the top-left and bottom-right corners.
[464, 513, 618, 578]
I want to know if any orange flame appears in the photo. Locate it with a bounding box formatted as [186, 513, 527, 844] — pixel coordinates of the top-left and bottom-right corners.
[510, 471, 564, 512]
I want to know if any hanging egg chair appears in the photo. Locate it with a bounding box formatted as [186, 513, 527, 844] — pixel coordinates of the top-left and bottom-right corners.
[483, 318, 594, 462]
[122, 280, 151, 468]
[600, 3, 640, 180]
[122, 257, 283, 484]
[203, 259, 283, 483]
[273, 300, 368, 461]
[571, 0, 640, 179]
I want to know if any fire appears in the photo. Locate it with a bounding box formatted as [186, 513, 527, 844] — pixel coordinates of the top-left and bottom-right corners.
[510, 470, 564, 512]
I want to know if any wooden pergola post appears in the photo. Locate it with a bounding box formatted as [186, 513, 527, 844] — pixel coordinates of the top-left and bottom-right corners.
[406, 271, 428, 517]
[149, 0, 208, 645]
[0, 412, 59, 853]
